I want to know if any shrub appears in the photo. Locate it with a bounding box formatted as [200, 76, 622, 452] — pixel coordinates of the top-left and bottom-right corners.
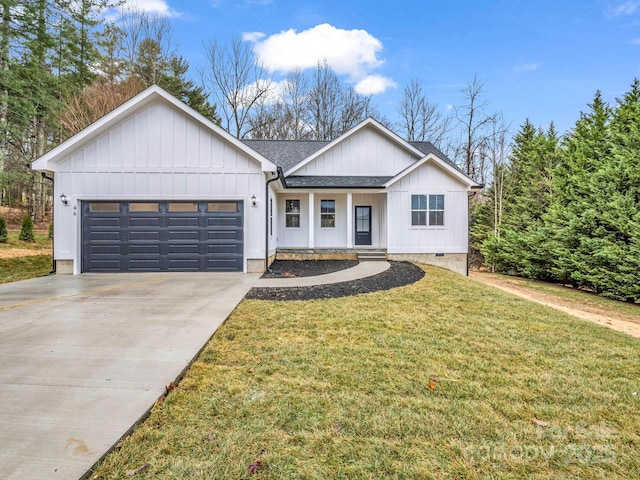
[19, 215, 35, 242]
[0, 216, 7, 243]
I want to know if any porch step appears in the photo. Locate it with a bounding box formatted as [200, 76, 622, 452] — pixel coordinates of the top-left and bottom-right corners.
[357, 250, 387, 261]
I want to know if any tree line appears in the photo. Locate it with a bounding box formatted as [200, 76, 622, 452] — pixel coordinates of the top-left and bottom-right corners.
[1, 2, 502, 222]
[472, 80, 640, 302]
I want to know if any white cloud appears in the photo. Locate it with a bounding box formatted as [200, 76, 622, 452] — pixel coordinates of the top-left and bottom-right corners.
[630, 38, 640, 44]
[354, 75, 397, 95]
[242, 31, 266, 42]
[118, 0, 180, 17]
[515, 63, 541, 72]
[608, 1, 639, 16]
[247, 23, 394, 94]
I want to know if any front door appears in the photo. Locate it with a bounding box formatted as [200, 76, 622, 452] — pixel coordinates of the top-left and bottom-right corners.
[355, 206, 372, 246]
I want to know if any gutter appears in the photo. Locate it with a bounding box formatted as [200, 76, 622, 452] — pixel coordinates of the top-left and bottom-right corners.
[264, 167, 285, 273]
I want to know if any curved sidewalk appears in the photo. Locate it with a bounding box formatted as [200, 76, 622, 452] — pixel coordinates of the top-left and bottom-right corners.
[254, 261, 390, 288]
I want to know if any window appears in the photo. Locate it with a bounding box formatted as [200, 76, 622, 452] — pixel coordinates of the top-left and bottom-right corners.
[130, 203, 159, 212]
[285, 199, 300, 228]
[411, 194, 444, 226]
[90, 202, 119, 212]
[320, 199, 335, 228]
[169, 202, 198, 212]
[208, 202, 237, 212]
[428, 194, 445, 226]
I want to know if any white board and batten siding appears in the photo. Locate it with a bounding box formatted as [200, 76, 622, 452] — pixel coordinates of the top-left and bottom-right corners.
[53, 100, 267, 273]
[293, 126, 416, 176]
[387, 162, 469, 254]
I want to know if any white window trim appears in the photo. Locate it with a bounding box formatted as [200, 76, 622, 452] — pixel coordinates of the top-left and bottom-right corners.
[320, 199, 336, 229]
[409, 193, 447, 230]
[285, 198, 301, 229]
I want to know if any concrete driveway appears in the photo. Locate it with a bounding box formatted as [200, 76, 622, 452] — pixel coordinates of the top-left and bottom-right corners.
[0, 272, 259, 480]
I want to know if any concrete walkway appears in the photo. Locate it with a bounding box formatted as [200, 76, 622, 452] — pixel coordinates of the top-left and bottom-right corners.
[0, 272, 259, 480]
[254, 260, 390, 288]
[0, 261, 388, 480]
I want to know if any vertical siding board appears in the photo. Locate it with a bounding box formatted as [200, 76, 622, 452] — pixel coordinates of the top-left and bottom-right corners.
[122, 117, 136, 166]
[185, 122, 200, 168]
[173, 110, 187, 168]
[135, 108, 149, 166]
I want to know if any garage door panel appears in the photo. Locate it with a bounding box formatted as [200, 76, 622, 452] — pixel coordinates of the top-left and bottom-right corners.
[207, 217, 242, 228]
[128, 259, 162, 271]
[207, 258, 243, 271]
[88, 217, 121, 227]
[88, 231, 121, 242]
[128, 245, 161, 255]
[168, 244, 200, 254]
[83, 201, 243, 272]
[207, 230, 242, 241]
[206, 244, 242, 254]
[129, 230, 161, 241]
[168, 217, 199, 227]
[129, 217, 160, 227]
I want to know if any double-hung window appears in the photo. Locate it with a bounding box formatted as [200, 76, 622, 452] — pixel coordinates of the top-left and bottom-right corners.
[285, 199, 300, 228]
[411, 194, 444, 226]
[320, 200, 335, 228]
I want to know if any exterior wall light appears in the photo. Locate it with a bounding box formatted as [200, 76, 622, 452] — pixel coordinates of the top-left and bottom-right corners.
[251, 194, 257, 207]
[60, 194, 69, 206]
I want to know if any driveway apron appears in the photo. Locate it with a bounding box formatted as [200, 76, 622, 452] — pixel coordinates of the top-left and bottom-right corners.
[0, 272, 259, 480]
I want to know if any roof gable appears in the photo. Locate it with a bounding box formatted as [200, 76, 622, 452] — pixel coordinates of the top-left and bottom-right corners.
[32, 85, 277, 173]
[284, 118, 425, 177]
[385, 153, 481, 189]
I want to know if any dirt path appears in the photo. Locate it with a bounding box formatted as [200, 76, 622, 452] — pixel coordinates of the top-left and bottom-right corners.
[469, 271, 640, 340]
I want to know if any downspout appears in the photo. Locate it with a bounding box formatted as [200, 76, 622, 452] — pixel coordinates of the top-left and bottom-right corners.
[264, 167, 284, 273]
[40, 171, 56, 274]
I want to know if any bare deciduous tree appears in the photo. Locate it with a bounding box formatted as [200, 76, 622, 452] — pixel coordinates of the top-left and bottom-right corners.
[118, 7, 174, 79]
[396, 78, 450, 146]
[58, 76, 144, 136]
[201, 36, 272, 138]
[453, 75, 498, 183]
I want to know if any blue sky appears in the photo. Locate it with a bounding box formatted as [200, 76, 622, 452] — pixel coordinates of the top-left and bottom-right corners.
[119, 0, 640, 136]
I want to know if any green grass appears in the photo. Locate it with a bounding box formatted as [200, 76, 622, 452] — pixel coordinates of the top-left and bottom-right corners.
[0, 230, 51, 251]
[0, 255, 52, 284]
[92, 266, 640, 479]
[0, 231, 52, 284]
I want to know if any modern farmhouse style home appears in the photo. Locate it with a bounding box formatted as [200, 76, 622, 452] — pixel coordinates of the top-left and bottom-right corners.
[31, 85, 481, 275]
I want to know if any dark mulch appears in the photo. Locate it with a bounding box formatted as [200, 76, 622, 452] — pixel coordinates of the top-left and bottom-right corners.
[261, 260, 358, 278]
[246, 261, 425, 301]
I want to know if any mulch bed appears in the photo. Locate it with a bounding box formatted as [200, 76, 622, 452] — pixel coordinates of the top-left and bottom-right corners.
[261, 260, 359, 278]
[246, 261, 425, 301]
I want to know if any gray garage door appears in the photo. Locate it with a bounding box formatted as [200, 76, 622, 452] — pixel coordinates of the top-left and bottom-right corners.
[82, 201, 243, 272]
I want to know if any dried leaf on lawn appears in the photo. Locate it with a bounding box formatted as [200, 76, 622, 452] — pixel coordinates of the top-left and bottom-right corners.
[532, 418, 550, 427]
[125, 463, 150, 476]
[247, 460, 262, 474]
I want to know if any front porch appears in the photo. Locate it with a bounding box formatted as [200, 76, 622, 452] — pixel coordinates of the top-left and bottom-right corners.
[278, 192, 387, 251]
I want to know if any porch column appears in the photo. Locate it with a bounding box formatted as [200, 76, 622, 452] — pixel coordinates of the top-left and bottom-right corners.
[308, 192, 315, 248]
[346, 192, 353, 248]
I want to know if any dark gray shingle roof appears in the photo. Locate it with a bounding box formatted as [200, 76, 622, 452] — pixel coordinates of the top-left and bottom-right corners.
[242, 140, 329, 172]
[285, 176, 393, 189]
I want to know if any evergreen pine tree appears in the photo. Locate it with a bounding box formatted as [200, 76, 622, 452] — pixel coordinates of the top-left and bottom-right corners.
[19, 214, 34, 242]
[0, 216, 7, 243]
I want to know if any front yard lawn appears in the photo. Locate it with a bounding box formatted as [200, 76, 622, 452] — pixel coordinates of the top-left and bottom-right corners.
[92, 266, 640, 479]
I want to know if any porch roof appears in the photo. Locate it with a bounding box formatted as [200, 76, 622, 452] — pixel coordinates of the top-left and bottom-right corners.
[284, 175, 393, 188]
